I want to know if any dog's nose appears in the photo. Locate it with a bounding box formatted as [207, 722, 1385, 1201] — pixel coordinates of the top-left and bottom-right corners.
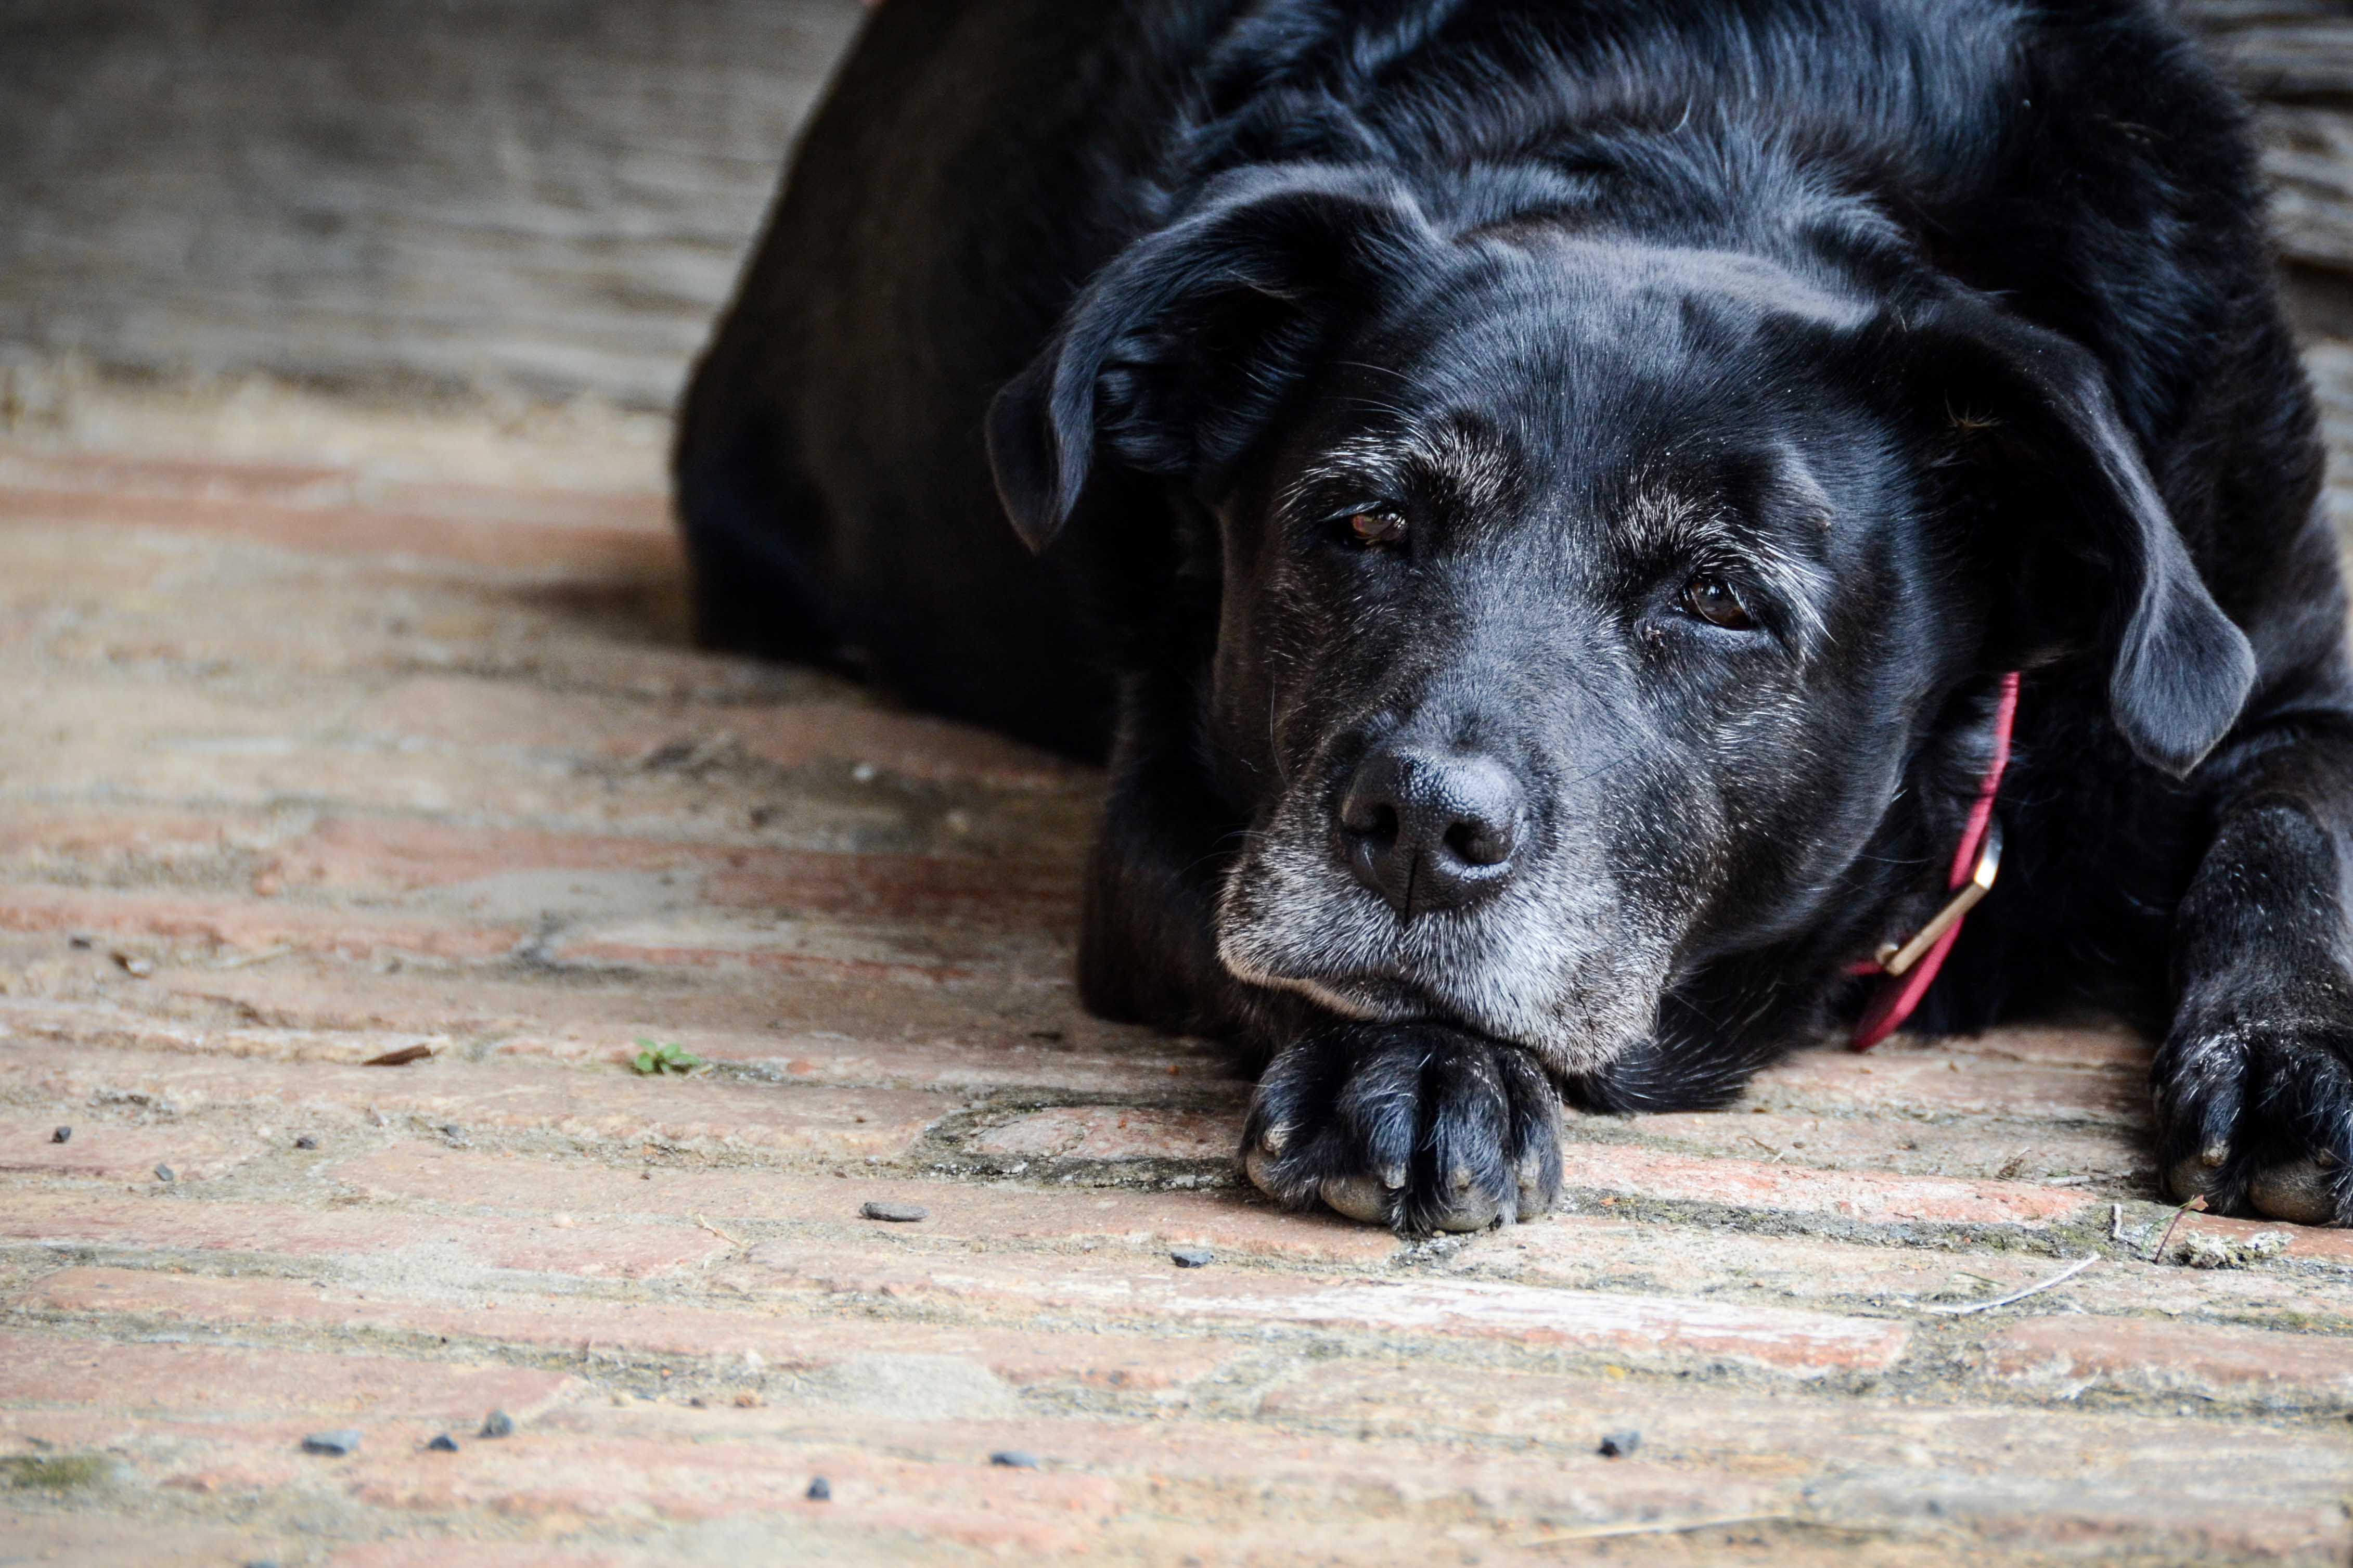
[1337, 744, 1525, 917]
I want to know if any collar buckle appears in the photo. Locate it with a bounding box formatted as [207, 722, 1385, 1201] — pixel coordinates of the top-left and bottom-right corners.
[1873, 819, 2003, 978]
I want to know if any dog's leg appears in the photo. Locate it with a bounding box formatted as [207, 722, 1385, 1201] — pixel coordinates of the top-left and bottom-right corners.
[2158, 711, 2353, 1226]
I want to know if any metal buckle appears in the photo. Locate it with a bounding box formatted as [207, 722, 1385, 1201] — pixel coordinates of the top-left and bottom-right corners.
[1873, 820, 2003, 977]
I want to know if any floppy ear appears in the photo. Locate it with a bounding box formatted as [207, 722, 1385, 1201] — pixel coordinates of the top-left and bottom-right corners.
[1893, 297, 2255, 777]
[986, 166, 1434, 554]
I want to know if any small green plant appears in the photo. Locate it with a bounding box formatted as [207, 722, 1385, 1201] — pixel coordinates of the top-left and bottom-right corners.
[631, 1039, 703, 1076]
[2, 1453, 114, 1492]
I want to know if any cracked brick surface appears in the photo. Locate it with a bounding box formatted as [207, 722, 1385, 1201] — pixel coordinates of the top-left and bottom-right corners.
[3, 403, 2353, 1568]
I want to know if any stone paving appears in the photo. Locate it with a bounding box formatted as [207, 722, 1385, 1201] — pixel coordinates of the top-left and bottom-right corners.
[1, 397, 2351, 1568]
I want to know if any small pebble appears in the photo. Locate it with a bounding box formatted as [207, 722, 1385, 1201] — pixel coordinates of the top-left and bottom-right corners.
[50, 1126, 70, 1145]
[480, 1410, 516, 1438]
[425, 1434, 459, 1454]
[1597, 1430, 1641, 1459]
[294, 1135, 317, 1150]
[115, 953, 154, 978]
[860, 1200, 929, 1223]
[990, 1450, 1040, 1470]
[1169, 1247, 1214, 1269]
[68, 934, 93, 949]
[154, 1165, 175, 1183]
[301, 1430, 361, 1457]
[806, 1476, 832, 1501]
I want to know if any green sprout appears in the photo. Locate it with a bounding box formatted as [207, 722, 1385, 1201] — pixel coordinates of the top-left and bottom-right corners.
[631, 1039, 704, 1076]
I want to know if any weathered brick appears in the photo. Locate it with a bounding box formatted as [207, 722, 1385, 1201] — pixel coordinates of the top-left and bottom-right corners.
[359, 675, 1087, 793]
[254, 815, 1083, 928]
[737, 1242, 1912, 1376]
[1257, 1363, 2353, 1561]
[144, 963, 1240, 1095]
[966, 1106, 1236, 1163]
[1745, 1034, 2146, 1126]
[0, 1513, 277, 1567]
[1, 1189, 728, 1278]
[0, 482, 673, 575]
[23, 1267, 1236, 1391]
[1555, 1140, 2094, 1226]
[327, 1143, 1396, 1263]
[1479, 1213, 2353, 1330]
[2170, 1209, 2353, 1268]
[1983, 1315, 2353, 1409]
[0, 885, 524, 961]
[1617, 1105, 2145, 1190]
[0, 1119, 252, 1181]
[2, 1037, 953, 1156]
[0, 1328, 574, 1419]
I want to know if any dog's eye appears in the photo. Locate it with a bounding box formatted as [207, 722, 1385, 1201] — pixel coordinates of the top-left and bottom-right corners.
[1680, 574, 1756, 630]
[1345, 510, 1410, 549]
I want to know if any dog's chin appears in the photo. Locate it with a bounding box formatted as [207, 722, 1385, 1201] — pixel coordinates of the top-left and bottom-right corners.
[1219, 954, 1647, 1076]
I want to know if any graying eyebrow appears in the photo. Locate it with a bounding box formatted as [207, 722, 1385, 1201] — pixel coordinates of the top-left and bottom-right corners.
[1283, 423, 1516, 518]
[1623, 483, 1832, 650]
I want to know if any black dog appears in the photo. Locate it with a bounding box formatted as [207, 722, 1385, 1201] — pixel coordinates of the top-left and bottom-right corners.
[678, 0, 2351, 1235]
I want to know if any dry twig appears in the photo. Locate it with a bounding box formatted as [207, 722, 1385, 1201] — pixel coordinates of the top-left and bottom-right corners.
[693, 1213, 745, 1249]
[2146, 1194, 2209, 1263]
[1911, 1254, 2095, 1316]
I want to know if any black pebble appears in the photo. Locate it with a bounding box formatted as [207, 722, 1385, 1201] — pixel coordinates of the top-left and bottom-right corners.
[426, 1434, 459, 1453]
[480, 1409, 515, 1438]
[301, 1430, 361, 1457]
[50, 1127, 70, 1145]
[154, 1165, 174, 1183]
[860, 1200, 928, 1223]
[989, 1450, 1039, 1469]
[1598, 1430, 1641, 1459]
[806, 1476, 832, 1501]
[294, 1135, 317, 1150]
[69, 934, 92, 949]
[1169, 1247, 1214, 1269]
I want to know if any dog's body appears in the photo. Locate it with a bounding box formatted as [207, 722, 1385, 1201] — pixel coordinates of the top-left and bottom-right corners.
[680, 0, 2353, 1233]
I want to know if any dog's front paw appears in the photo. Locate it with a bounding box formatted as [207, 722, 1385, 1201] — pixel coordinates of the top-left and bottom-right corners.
[2154, 1001, 2353, 1226]
[1239, 1024, 1563, 1235]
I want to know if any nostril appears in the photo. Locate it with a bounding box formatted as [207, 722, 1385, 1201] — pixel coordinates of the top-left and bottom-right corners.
[1344, 801, 1398, 842]
[1444, 817, 1513, 868]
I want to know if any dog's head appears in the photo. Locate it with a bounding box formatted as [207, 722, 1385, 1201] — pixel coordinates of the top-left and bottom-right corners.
[987, 165, 2254, 1074]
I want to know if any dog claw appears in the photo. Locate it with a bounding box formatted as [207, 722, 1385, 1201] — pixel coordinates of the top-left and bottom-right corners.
[2199, 1142, 2230, 1169]
[1319, 1173, 1389, 1225]
[2249, 1160, 2339, 1226]
[1243, 1145, 1282, 1201]
[1377, 1163, 1407, 1190]
[1516, 1152, 1552, 1216]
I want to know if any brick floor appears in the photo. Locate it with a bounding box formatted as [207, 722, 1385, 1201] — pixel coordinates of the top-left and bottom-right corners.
[3, 418, 2352, 1568]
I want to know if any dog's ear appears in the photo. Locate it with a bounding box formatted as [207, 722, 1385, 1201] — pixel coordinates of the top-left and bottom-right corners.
[987, 166, 1432, 554]
[1891, 297, 2255, 777]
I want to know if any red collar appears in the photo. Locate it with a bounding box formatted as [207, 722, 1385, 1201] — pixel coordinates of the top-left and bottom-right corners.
[1849, 671, 2021, 1051]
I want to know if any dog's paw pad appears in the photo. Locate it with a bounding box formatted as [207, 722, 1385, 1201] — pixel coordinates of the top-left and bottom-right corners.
[1318, 1172, 1392, 1225]
[2248, 1156, 2341, 1226]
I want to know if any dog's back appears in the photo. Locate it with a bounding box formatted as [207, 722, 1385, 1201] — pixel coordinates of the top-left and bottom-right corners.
[678, 0, 2308, 757]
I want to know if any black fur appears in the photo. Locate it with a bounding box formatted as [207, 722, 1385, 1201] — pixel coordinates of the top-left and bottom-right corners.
[679, 0, 2352, 1235]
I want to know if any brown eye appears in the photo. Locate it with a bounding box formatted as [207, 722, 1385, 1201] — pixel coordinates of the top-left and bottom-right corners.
[1681, 574, 1756, 629]
[1347, 510, 1409, 548]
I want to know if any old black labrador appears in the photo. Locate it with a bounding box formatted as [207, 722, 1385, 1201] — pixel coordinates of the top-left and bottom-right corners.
[677, 0, 2352, 1235]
